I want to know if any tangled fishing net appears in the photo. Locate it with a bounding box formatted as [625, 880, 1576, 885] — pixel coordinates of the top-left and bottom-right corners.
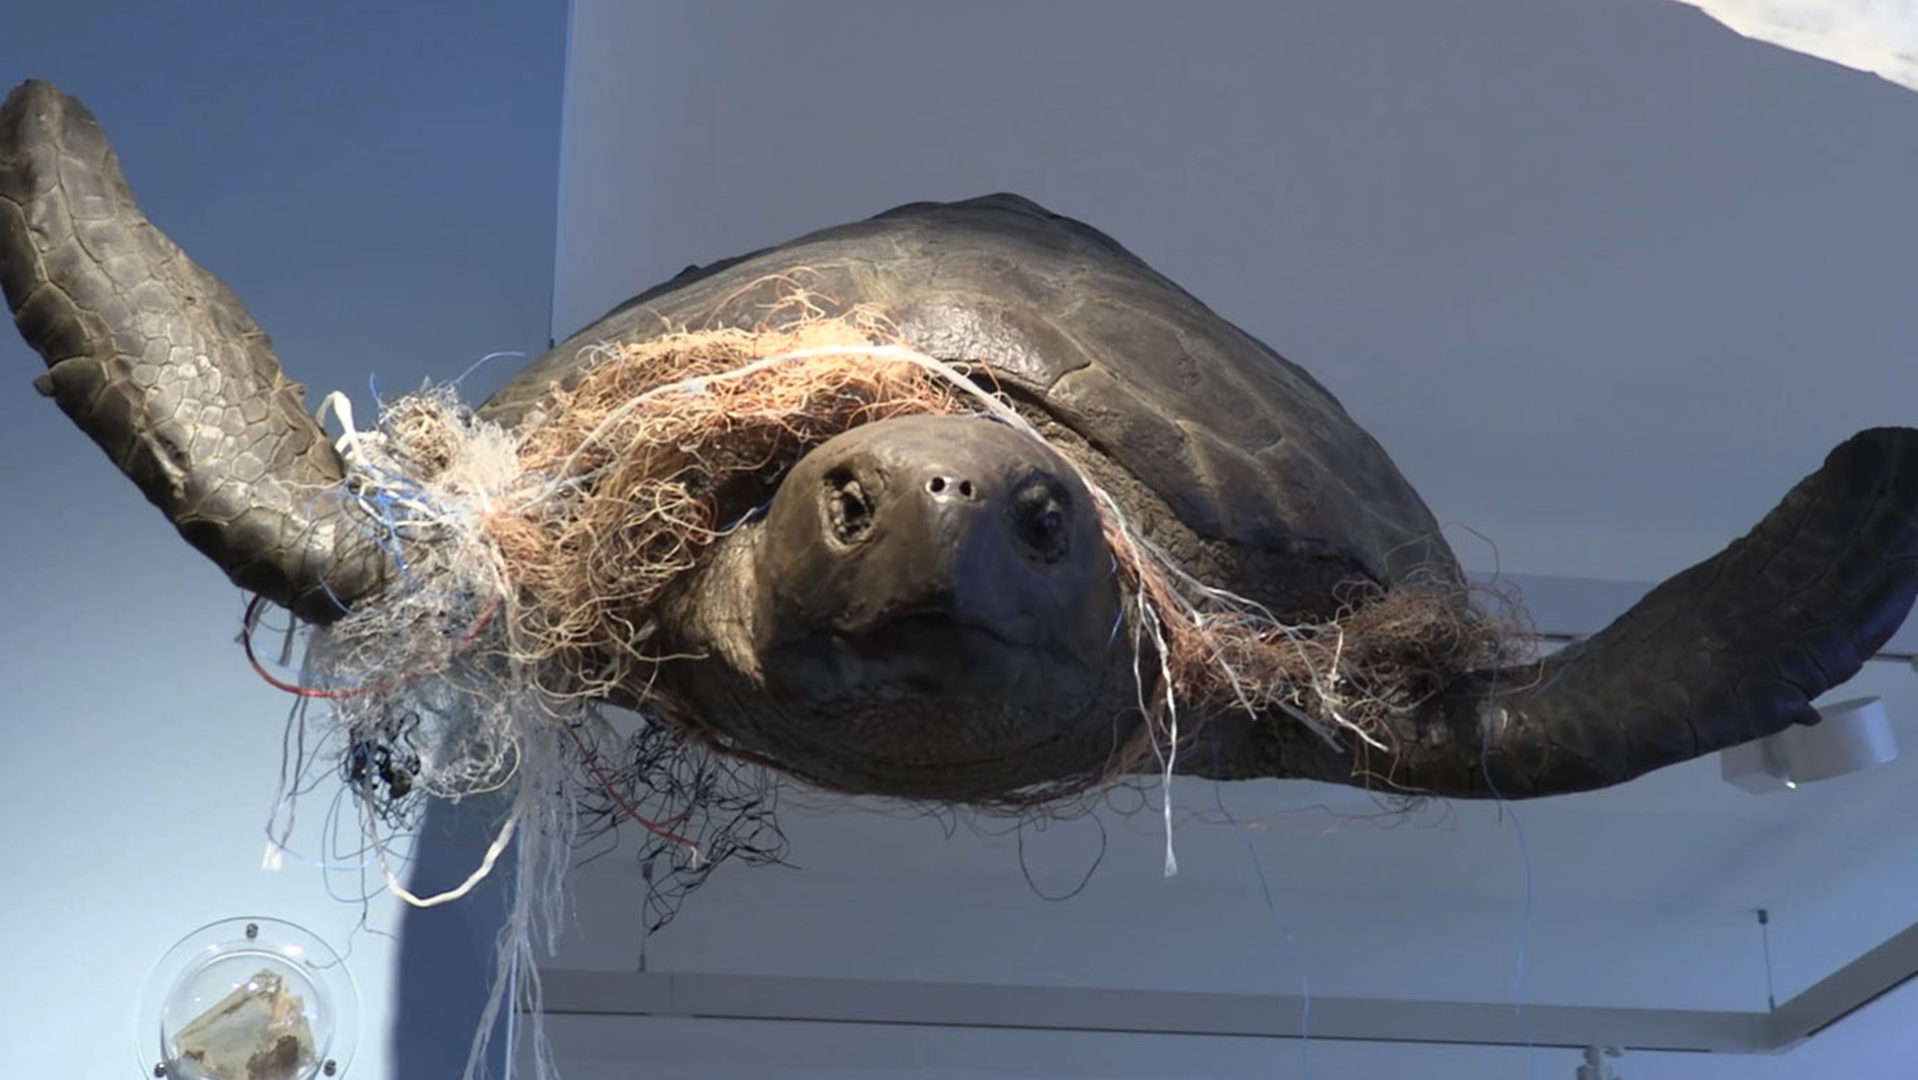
[249, 303, 1511, 1079]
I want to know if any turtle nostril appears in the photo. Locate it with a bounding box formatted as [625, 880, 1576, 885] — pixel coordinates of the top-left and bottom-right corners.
[925, 475, 976, 499]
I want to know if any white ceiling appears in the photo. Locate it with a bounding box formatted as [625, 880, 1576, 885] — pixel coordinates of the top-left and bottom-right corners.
[546, 0, 1918, 1034]
[1674, 0, 1918, 92]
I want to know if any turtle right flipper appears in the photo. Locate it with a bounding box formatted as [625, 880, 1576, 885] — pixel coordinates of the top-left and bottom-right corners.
[0, 80, 383, 621]
[1446, 427, 1918, 797]
[1205, 428, 1918, 797]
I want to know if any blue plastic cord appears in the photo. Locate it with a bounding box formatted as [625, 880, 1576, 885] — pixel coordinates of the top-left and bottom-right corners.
[1480, 713, 1540, 1080]
[1211, 776, 1314, 1079]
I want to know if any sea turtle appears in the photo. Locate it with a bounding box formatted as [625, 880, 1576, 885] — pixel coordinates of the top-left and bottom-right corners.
[6, 79, 1916, 804]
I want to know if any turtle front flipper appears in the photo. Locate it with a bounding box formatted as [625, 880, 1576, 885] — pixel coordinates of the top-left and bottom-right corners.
[0, 80, 383, 622]
[1208, 427, 1918, 797]
[1448, 427, 1918, 797]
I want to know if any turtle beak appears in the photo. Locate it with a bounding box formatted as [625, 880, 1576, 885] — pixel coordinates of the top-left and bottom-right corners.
[753, 414, 1118, 696]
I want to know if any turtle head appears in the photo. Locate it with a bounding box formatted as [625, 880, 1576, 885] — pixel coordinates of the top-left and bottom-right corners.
[754, 414, 1120, 704]
[715, 414, 1129, 794]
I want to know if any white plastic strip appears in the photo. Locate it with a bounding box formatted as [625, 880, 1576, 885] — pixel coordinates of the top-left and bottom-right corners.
[534, 970, 1776, 1052]
[1670, 1, 1918, 91]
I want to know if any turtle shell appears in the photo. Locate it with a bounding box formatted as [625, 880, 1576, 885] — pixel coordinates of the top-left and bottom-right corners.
[484, 194, 1456, 619]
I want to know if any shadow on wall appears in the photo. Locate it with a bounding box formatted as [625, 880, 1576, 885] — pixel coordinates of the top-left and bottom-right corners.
[392, 795, 514, 1077]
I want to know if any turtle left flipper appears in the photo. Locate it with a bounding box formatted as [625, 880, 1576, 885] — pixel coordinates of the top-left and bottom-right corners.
[0, 79, 383, 621]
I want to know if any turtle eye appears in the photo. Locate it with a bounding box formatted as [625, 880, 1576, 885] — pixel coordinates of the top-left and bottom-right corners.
[825, 468, 874, 544]
[1011, 477, 1071, 563]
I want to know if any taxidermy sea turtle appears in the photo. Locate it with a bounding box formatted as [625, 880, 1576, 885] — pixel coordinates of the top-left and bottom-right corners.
[6, 79, 1916, 805]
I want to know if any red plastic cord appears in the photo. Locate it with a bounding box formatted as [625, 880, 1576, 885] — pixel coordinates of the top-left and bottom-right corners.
[564, 723, 698, 849]
[240, 595, 496, 700]
[242, 595, 695, 849]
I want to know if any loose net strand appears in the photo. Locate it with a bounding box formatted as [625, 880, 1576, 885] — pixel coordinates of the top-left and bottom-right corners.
[253, 304, 1512, 1080]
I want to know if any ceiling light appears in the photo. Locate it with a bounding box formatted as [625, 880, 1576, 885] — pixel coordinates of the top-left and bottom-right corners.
[1720, 696, 1897, 793]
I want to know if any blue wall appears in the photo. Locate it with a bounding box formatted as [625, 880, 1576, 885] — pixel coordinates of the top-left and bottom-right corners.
[0, 4, 565, 1077]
